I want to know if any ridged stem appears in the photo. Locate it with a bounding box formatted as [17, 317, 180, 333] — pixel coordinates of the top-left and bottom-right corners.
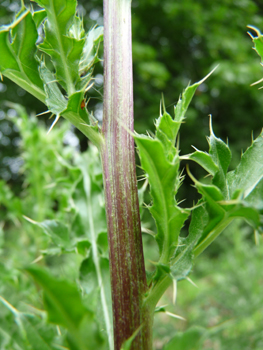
[101, 0, 152, 349]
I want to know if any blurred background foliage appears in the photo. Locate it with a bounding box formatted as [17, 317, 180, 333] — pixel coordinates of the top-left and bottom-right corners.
[1, 0, 263, 349]
[1, 0, 263, 198]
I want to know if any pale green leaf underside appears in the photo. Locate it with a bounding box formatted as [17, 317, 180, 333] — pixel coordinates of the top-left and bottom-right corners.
[227, 131, 263, 198]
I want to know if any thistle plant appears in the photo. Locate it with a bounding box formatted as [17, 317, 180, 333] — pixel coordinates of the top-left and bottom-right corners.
[0, 1, 263, 350]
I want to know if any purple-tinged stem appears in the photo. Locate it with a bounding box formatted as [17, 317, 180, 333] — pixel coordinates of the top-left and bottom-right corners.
[101, 0, 152, 349]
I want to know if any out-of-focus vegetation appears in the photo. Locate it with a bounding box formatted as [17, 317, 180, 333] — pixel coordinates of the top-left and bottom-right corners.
[0, 107, 110, 349]
[1, 0, 263, 349]
[1, 106, 262, 349]
[152, 222, 263, 349]
[1, 0, 263, 181]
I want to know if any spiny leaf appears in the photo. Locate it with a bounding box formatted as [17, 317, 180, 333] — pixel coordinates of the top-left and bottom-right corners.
[39, 62, 67, 115]
[186, 163, 260, 257]
[135, 74, 216, 265]
[181, 149, 218, 176]
[173, 66, 218, 126]
[0, 7, 45, 102]
[34, 0, 84, 92]
[32, 9, 47, 28]
[78, 26, 104, 91]
[208, 120, 232, 198]
[135, 134, 189, 262]
[227, 130, 263, 198]
[0, 1, 103, 147]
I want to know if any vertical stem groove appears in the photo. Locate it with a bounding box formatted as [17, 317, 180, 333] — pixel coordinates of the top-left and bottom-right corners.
[101, 0, 152, 349]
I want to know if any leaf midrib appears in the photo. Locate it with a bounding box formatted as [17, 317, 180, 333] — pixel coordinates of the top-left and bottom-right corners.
[49, 1, 75, 95]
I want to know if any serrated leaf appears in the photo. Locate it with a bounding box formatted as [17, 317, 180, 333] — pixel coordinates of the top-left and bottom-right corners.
[155, 111, 179, 160]
[208, 123, 232, 198]
[0, 8, 45, 102]
[170, 244, 194, 281]
[135, 77, 217, 265]
[187, 166, 260, 256]
[33, 9, 47, 28]
[182, 150, 218, 176]
[227, 131, 263, 198]
[34, 0, 84, 92]
[174, 67, 217, 125]
[170, 204, 208, 280]
[39, 61, 67, 115]
[39, 62, 102, 146]
[0, 1, 103, 147]
[135, 134, 189, 262]
[78, 26, 103, 90]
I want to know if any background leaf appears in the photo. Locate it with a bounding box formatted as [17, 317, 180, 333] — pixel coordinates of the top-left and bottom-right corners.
[163, 326, 206, 350]
[25, 265, 89, 329]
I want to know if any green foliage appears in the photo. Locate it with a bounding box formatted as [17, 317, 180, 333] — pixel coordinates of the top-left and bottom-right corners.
[163, 326, 205, 350]
[178, 224, 263, 350]
[1, 2, 263, 350]
[0, 107, 111, 350]
[25, 265, 105, 350]
[136, 72, 263, 314]
[0, 6, 45, 102]
[0, 0, 103, 146]
[0, 295, 57, 350]
[248, 26, 263, 66]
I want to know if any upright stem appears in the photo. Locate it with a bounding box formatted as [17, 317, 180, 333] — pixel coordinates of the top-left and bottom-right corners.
[101, 0, 152, 349]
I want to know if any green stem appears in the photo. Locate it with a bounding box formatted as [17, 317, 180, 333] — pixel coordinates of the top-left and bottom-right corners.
[85, 172, 114, 350]
[143, 275, 172, 317]
[193, 218, 233, 258]
[101, 0, 151, 349]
